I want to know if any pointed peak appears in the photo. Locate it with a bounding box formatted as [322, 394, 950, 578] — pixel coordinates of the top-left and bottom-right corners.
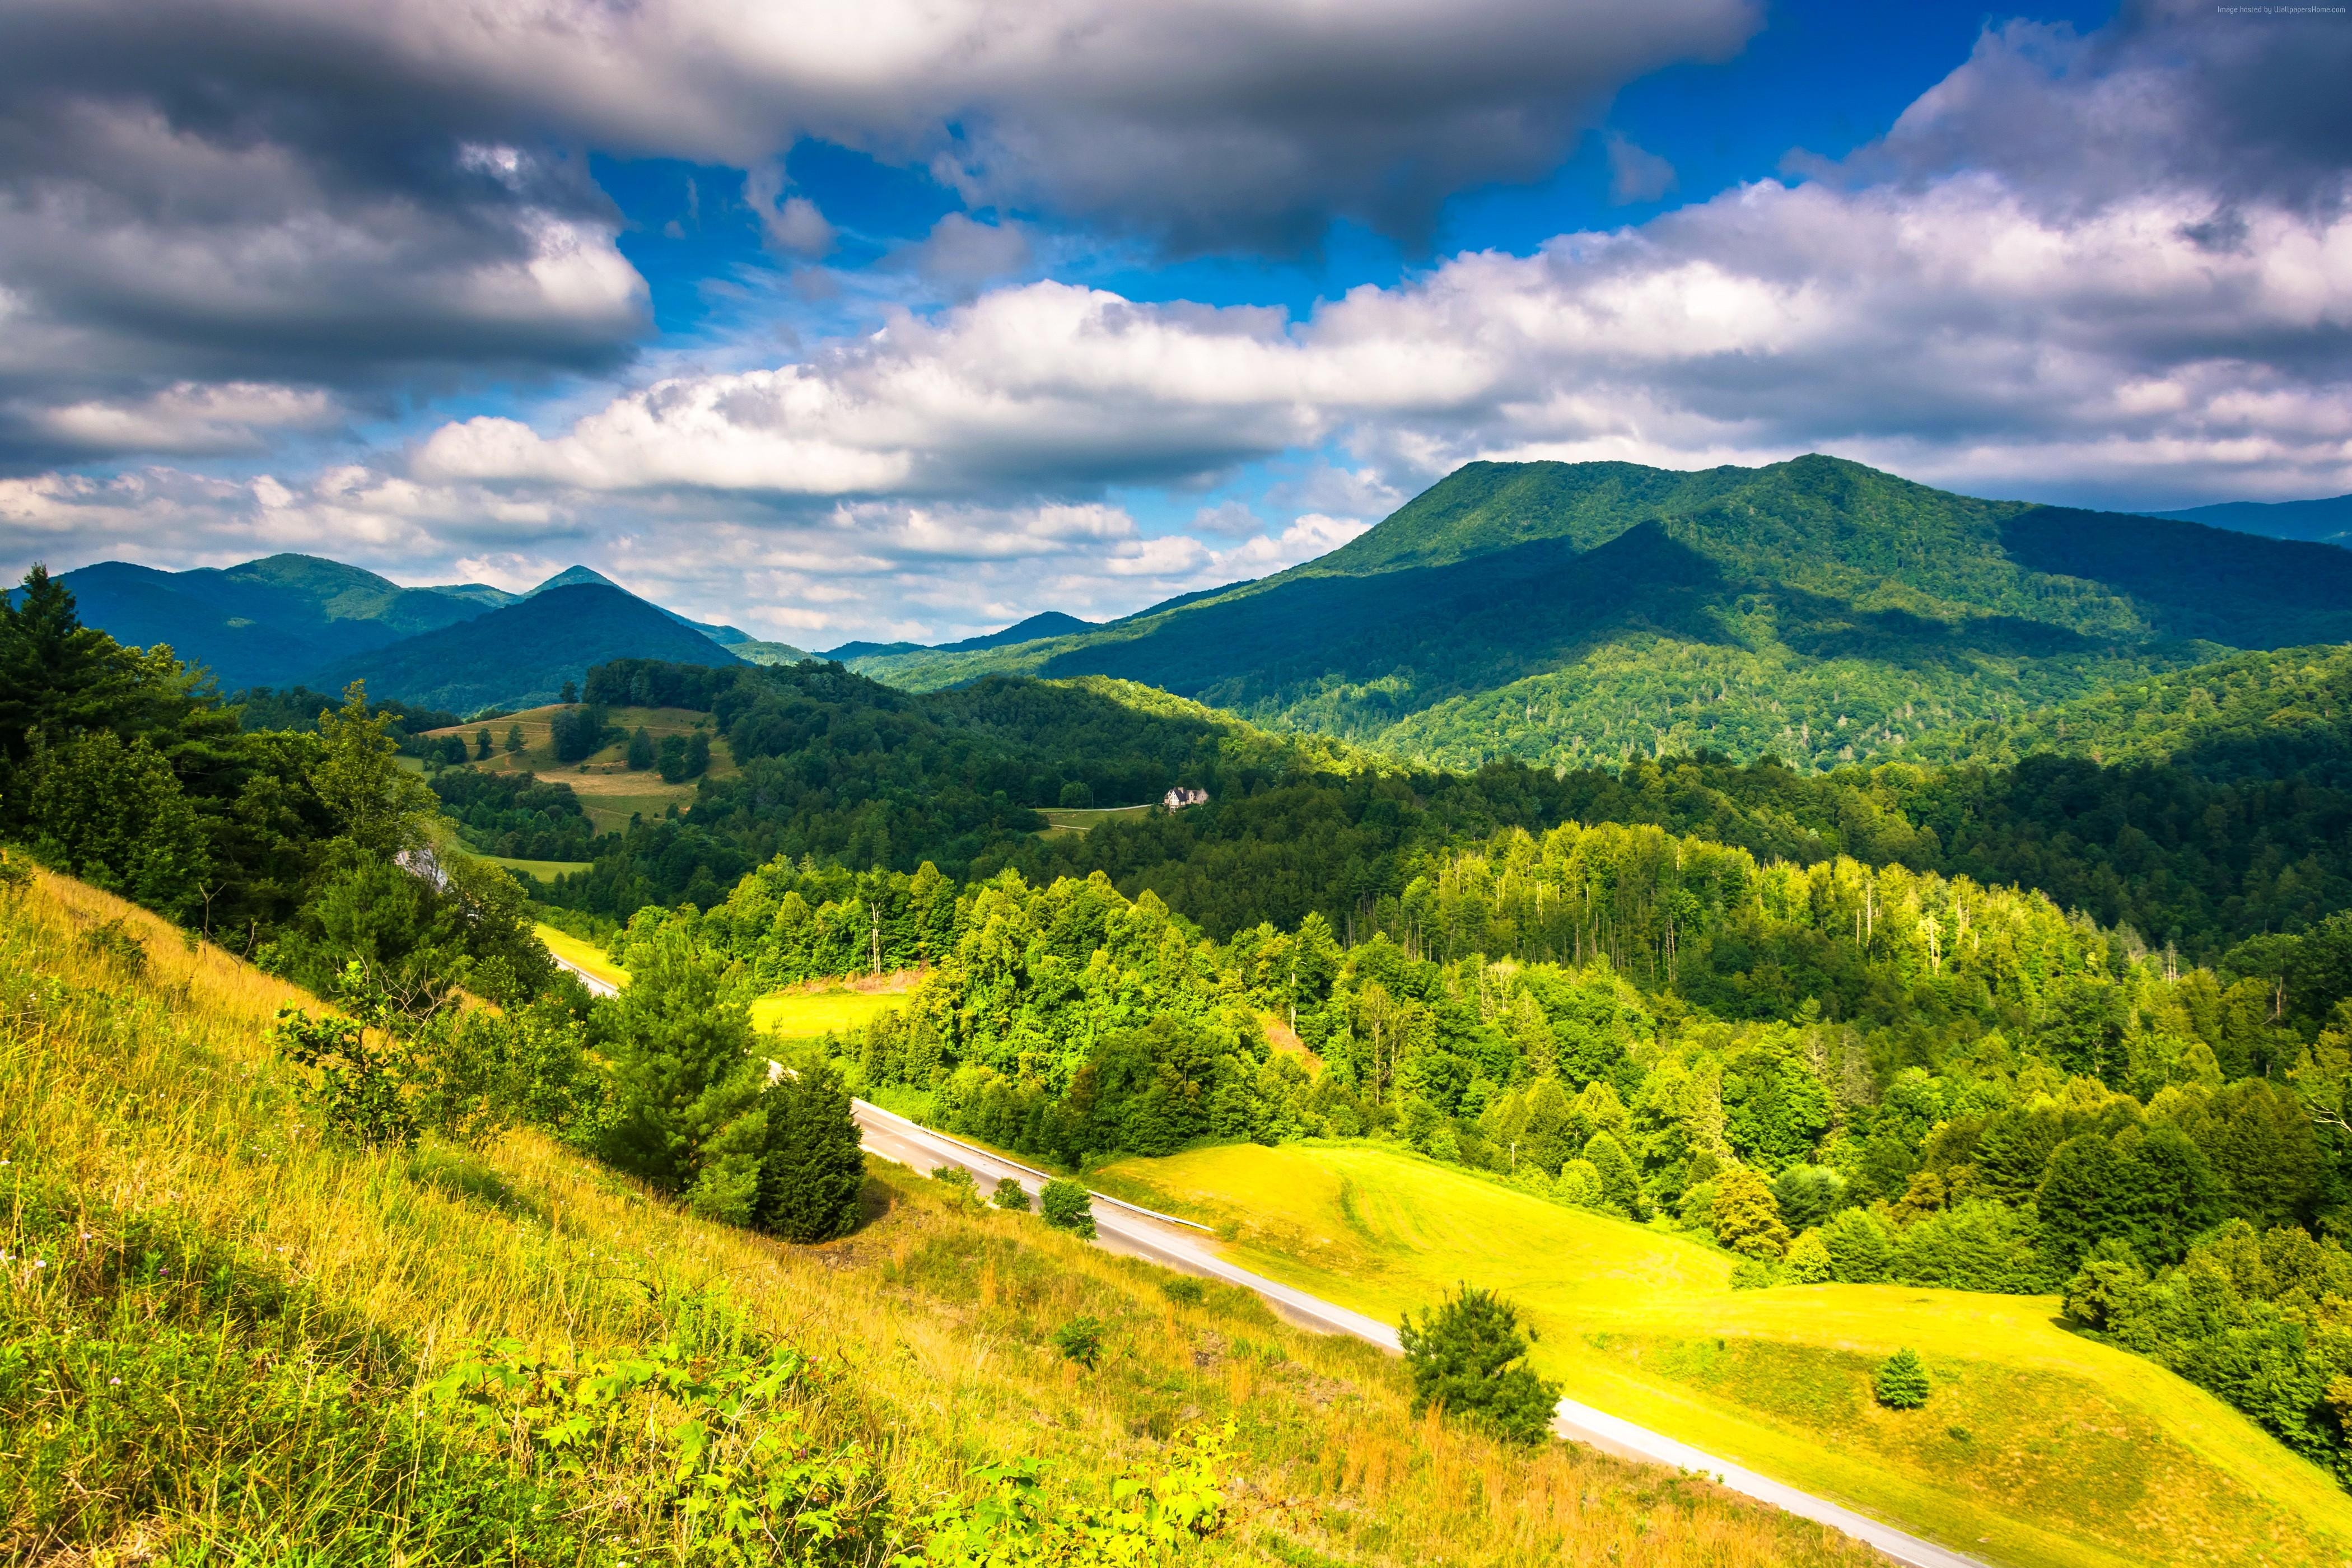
[528, 565, 622, 596]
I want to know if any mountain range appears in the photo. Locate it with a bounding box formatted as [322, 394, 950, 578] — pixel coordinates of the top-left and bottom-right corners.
[32, 555, 808, 711]
[2141, 493, 2352, 549]
[839, 455, 2352, 772]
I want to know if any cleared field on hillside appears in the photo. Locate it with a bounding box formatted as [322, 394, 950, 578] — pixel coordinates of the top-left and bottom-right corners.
[0, 871, 1883, 1567]
[424, 704, 733, 830]
[483, 855, 592, 881]
[752, 988, 906, 1039]
[1035, 804, 1155, 840]
[1095, 1140, 2352, 1568]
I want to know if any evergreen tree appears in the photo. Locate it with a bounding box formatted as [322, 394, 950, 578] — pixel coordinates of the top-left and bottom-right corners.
[1873, 1348, 1931, 1410]
[1398, 1284, 1561, 1445]
[627, 727, 656, 771]
[685, 729, 711, 778]
[1583, 1131, 1644, 1217]
[2037, 1133, 2125, 1272]
[755, 1060, 866, 1243]
[1820, 1207, 1897, 1282]
[475, 727, 492, 759]
[506, 724, 525, 754]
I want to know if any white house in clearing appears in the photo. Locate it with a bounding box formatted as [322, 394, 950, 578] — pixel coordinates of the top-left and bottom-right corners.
[1162, 786, 1208, 810]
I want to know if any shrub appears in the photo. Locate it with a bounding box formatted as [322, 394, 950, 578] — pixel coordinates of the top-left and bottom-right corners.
[1784, 1229, 1833, 1284]
[930, 1165, 982, 1211]
[1040, 1178, 1095, 1239]
[991, 1176, 1031, 1211]
[271, 1006, 419, 1149]
[1821, 1207, 1898, 1282]
[1398, 1284, 1561, 1445]
[1052, 1315, 1105, 1369]
[1771, 1164, 1849, 1231]
[1555, 1158, 1604, 1208]
[1729, 1258, 1779, 1290]
[1874, 1348, 1931, 1410]
[1161, 1277, 1205, 1306]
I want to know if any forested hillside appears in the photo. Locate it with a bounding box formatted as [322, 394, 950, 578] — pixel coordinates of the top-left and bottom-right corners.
[847, 456, 2352, 773]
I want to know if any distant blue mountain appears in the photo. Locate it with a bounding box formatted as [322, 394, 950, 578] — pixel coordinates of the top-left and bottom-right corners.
[2143, 494, 2352, 548]
[820, 609, 1100, 662]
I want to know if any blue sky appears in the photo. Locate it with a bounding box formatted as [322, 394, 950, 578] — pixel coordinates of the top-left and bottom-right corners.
[1, 0, 2346, 646]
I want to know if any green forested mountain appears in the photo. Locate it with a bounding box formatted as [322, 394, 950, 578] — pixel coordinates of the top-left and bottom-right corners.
[23, 553, 514, 688]
[309, 585, 744, 714]
[847, 456, 2352, 772]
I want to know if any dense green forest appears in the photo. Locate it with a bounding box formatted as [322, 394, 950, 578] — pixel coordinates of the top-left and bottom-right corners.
[515, 650, 2352, 969]
[847, 456, 2352, 773]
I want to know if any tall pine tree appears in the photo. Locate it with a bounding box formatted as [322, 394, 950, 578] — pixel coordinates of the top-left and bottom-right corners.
[755, 1060, 866, 1242]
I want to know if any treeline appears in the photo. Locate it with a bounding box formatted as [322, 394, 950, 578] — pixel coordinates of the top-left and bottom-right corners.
[613, 823, 2351, 1483]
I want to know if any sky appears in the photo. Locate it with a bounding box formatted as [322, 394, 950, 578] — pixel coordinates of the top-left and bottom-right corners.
[1, 0, 2347, 648]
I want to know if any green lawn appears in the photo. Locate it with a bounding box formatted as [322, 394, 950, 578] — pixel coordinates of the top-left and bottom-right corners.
[533, 923, 628, 990]
[1094, 1140, 2352, 1568]
[751, 988, 906, 1039]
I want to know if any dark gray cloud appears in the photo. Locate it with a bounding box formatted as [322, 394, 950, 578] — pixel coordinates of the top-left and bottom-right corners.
[0, 0, 1760, 466]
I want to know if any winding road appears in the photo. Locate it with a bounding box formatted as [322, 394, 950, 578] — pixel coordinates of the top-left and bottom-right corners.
[545, 949, 1989, 1568]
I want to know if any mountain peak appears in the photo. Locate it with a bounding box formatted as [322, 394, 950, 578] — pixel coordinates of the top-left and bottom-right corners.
[529, 565, 622, 595]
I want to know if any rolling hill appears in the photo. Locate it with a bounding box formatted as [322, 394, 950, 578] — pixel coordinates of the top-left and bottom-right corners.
[819, 609, 1100, 662]
[307, 582, 744, 712]
[843, 455, 2352, 773]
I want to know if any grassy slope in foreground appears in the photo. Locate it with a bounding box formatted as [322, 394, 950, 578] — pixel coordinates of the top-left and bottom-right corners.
[0, 870, 1882, 1566]
[1095, 1141, 2352, 1568]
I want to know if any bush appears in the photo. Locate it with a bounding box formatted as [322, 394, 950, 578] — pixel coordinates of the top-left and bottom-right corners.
[931, 1164, 982, 1211]
[1821, 1207, 1897, 1283]
[1398, 1284, 1561, 1445]
[1555, 1158, 1604, 1208]
[991, 1176, 1031, 1211]
[626, 727, 656, 771]
[1052, 1315, 1105, 1369]
[271, 1006, 419, 1149]
[1784, 1229, 1833, 1284]
[1771, 1164, 1849, 1231]
[1161, 1277, 1205, 1306]
[1873, 1348, 1931, 1409]
[1040, 1178, 1096, 1239]
[1729, 1257, 1778, 1290]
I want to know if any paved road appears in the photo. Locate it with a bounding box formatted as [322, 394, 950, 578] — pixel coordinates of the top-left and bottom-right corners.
[542, 949, 1989, 1568]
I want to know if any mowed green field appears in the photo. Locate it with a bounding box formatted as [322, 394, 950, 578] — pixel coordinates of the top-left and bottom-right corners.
[1093, 1141, 2352, 1568]
[751, 988, 906, 1039]
[1035, 804, 1153, 841]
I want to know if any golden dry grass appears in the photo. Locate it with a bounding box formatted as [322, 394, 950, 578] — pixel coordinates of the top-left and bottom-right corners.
[1, 869, 1887, 1567]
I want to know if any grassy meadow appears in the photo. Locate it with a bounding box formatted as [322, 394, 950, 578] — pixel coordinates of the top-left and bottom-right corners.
[1036, 805, 1155, 841]
[424, 704, 734, 831]
[1094, 1141, 2352, 1568]
[482, 854, 595, 881]
[752, 987, 909, 1040]
[0, 867, 1896, 1567]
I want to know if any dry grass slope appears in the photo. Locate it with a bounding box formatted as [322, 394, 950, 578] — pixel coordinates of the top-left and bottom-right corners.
[0, 868, 1879, 1567]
